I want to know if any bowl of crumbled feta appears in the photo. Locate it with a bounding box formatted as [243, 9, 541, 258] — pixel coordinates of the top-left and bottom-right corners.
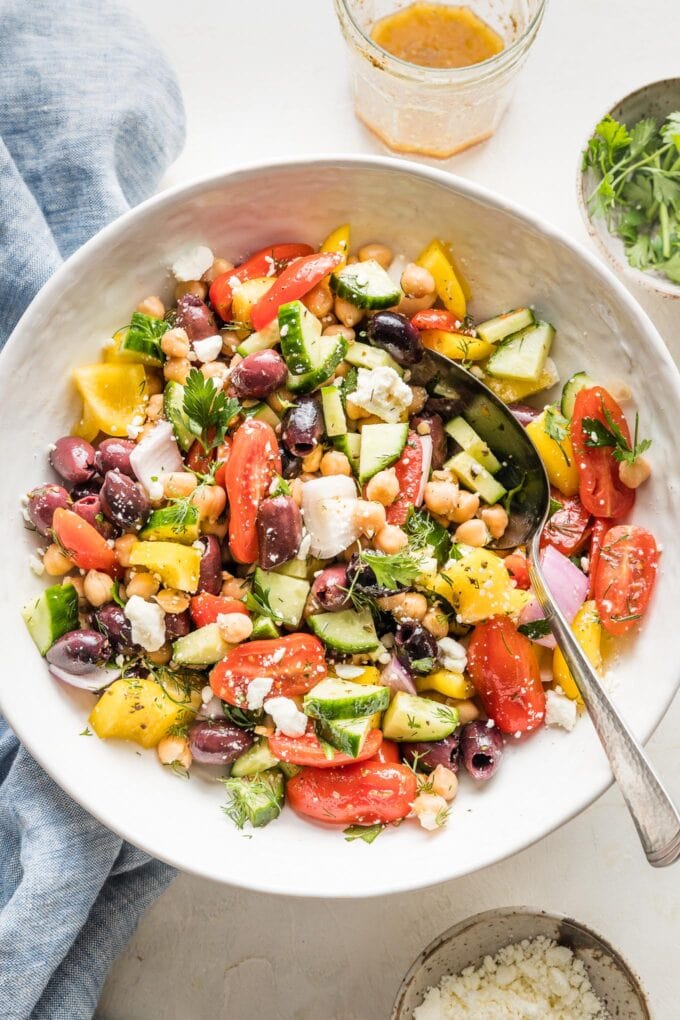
[393, 906, 649, 1019]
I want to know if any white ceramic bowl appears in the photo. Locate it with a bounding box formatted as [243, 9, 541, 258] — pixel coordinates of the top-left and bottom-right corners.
[3, 156, 680, 899]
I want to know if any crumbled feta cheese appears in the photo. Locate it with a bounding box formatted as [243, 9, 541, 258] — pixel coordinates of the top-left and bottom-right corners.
[295, 532, 312, 560]
[264, 696, 307, 737]
[192, 539, 206, 552]
[193, 335, 223, 363]
[348, 366, 412, 423]
[333, 664, 366, 679]
[148, 480, 164, 501]
[201, 685, 213, 705]
[437, 636, 467, 673]
[172, 245, 213, 282]
[124, 595, 166, 652]
[126, 415, 145, 440]
[29, 553, 44, 576]
[545, 688, 578, 731]
[247, 676, 274, 711]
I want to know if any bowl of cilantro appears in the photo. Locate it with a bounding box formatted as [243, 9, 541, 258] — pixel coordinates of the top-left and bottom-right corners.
[578, 79, 680, 355]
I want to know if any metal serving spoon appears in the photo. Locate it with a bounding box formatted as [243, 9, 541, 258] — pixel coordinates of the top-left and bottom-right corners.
[416, 348, 680, 867]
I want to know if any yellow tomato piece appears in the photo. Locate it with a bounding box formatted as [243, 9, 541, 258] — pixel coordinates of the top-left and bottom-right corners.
[416, 669, 475, 699]
[482, 363, 558, 404]
[321, 223, 350, 265]
[334, 666, 381, 686]
[416, 239, 466, 319]
[90, 677, 200, 748]
[421, 329, 495, 362]
[424, 547, 531, 624]
[232, 276, 275, 326]
[129, 541, 202, 593]
[525, 412, 579, 497]
[72, 363, 147, 438]
[72, 399, 100, 442]
[552, 600, 602, 704]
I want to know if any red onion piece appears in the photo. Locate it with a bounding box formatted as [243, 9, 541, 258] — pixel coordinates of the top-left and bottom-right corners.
[520, 545, 589, 648]
[380, 653, 417, 695]
[49, 663, 121, 692]
[415, 434, 433, 506]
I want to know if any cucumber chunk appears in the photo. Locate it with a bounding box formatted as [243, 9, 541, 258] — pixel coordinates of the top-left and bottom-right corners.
[303, 678, 390, 720]
[223, 769, 284, 828]
[382, 691, 459, 742]
[486, 321, 555, 382]
[286, 336, 348, 394]
[140, 503, 200, 544]
[333, 433, 361, 475]
[444, 416, 501, 474]
[278, 761, 302, 779]
[308, 608, 379, 653]
[273, 559, 309, 580]
[236, 319, 280, 357]
[172, 623, 231, 666]
[250, 615, 281, 640]
[22, 583, 79, 655]
[119, 312, 169, 366]
[561, 371, 596, 419]
[315, 716, 374, 757]
[163, 380, 195, 452]
[278, 300, 324, 374]
[253, 568, 310, 628]
[321, 385, 347, 437]
[476, 307, 535, 345]
[242, 401, 281, 430]
[446, 451, 507, 505]
[330, 259, 402, 310]
[230, 738, 280, 778]
[344, 341, 403, 375]
[358, 422, 408, 483]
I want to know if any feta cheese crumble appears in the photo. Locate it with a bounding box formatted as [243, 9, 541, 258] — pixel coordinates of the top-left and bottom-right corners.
[172, 245, 213, 282]
[348, 366, 412, 423]
[264, 696, 307, 737]
[437, 636, 467, 673]
[124, 595, 166, 652]
[545, 688, 578, 731]
[247, 676, 274, 712]
[193, 335, 223, 363]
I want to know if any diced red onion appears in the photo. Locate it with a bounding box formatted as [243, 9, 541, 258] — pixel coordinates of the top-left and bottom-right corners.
[380, 653, 417, 695]
[520, 545, 589, 648]
[49, 663, 121, 692]
[130, 421, 183, 497]
[415, 434, 433, 506]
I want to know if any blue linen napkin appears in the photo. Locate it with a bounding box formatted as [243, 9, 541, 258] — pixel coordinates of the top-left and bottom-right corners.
[0, 1, 186, 1016]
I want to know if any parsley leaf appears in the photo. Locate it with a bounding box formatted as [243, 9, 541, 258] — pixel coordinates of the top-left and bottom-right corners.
[544, 405, 571, 466]
[518, 618, 551, 640]
[359, 548, 422, 590]
[244, 576, 283, 621]
[126, 311, 169, 352]
[581, 403, 651, 465]
[343, 823, 385, 844]
[111, 580, 125, 608]
[182, 368, 241, 452]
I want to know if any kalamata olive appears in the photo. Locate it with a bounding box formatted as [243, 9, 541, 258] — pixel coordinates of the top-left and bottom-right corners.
[95, 603, 135, 653]
[46, 629, 110, 675]
[230, 350, 288, 399]
[175, 293, 217, 341]
[50, 437, 96, 485]
[401, 729, 462, 773]
[197, 535, 223, 594]
[256, 495, 302, 569]
[95, 437, 136, 476]
[188, 719, 254, 765]
[100, 470, 150, 529]
[366, 310, 423, 367]
[311, 564, 350, 611]
[73, 494, 116, 539]
[69, 478, 102, 500]
[26, 484, 70, 535]
[281, 449, 302, 480]
[165, 609, 191, 640]
[460, 720, 504, 780]
[346, 554, 398, 598]
[410, 411, 447, 469]
[281, 396, 324, 457]
[509, 403, 541, 427]
[425, 396, 464, 421]
[394, 621, 438, 674]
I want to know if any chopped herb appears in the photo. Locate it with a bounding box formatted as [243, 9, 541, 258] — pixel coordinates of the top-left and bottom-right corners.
[435, 705, 458, 727]
[502, 472, 527, 516]
[518, 618, 551, 640]
[544, 405, 571, 466]
[79, 726, 93, 736]
[111, 580, 125, 608]
[359, 548, 421, 591]
[269, 474, 291, 498]
[244, 576, 282, 621]
[343, 823, 384, 844]
[405, 507, 452, 566]
[222, 704, 262, 731]
[221, 320, 252, 333]
[126, 311, 169, 351]
[582, 404, 651, 465]
[548, 496, 564, 518]
[411, 656, 435, 674]
[182, 367, 241, 452]
[222, 773, 282, 829]
[167, 760, 190, 780]
[162, 496, 199, 533]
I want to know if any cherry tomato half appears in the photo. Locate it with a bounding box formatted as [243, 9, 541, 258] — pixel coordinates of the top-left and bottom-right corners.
[467, 616, 545, 733]
[410, 308, 465, 332]
[570, 387, 635, 519]
[593, 525, 659, 635]
[503, 552, 531, 590]
[385, 431, 423, 526]
[210, 634, 327, 705]
[370, 738, 401, 764]
[190, 593, 249, 628]
[269, 729, 383, 768]
[540, 489, 592, 557]
[286, 761, 417, 825]
[209, 242, 313, 321]
[224, 419, 281, 563]
[250, 252, 344, 331]
[52, 508, 120, 575]
[586, 518, 608, 599]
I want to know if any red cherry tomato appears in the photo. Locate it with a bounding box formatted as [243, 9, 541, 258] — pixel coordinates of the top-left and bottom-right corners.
[410, 308, 467, 332]
[186, 438, 213, 476]
[209, 242, 313, 321]
[269, 729, 383, 768]
[467, 616, 545, 734]
[210, 634, 327, 705]
[224, 419, 281, 563]
[570, 387, 635, 519]
[503, 553, 531, 590]
[540, 489, 592, 557]
[586, 518, 608, 599]
[52, 508, 120, 575]
[213, 440, 231, 489]
[370, 738, 401, 764]
[250, 252, 344, 331]
[593, 525, 659, 635]
[190, 593, 248, 628]
[286, 761, 418, 825]
[385, 431, 423, 526]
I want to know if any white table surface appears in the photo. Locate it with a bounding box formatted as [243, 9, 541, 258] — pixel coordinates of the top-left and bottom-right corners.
[100, 2, 680, 1016]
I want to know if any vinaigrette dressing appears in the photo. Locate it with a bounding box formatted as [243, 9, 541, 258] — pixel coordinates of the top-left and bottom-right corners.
[371, 3, 504, 70]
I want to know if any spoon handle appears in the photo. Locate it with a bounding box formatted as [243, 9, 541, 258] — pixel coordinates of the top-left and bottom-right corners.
[528, 533, 680, 867]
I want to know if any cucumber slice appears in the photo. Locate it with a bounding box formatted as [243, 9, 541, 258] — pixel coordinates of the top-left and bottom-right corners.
[118, 312, 169, 366]
[476, 308, 535, 345]
[344, 340, 403, 375]
[321, 385, 347, 437]
[274, 559, 309, 580]
[561, 371, 596, 419]
[308, 608, 379, 653]
[140, 503, 200, 544]
[253, 568, 310, 628]
[382, 691, 459, 742]
[330, 259, 402, 310]
[223, 769, 284, 828]
[486, 321, 555, 382]
[230, 738, 280, 777]
[163, 380, 195, 452]
[21, 583, 79, 655]
[250, 615, 281, 640]
[278, 300, 324, 374]
[278, 761, 302, 779]
[236, 319, 280, 357]
[444, 416, 501, 474]
[358, 423, 408, 483]
[286, 337, 348, 394]
[333, 432, 361, 475]
[242, 402, 281, 430]
[172, 623, 231, 667]
[303, 678, 389, 720]
[446, 451, 507, 506]
[315, 716, 374, 757]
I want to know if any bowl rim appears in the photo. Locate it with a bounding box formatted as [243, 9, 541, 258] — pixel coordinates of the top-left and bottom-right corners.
[3, 153, 680, 897]
[391, 905, 650, 1018]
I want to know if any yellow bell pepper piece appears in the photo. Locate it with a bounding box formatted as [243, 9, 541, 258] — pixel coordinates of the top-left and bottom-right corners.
[552, 600, 602, 704]
[416, 669, 475, 699]
[90, 677, 200, 748]
[424, 547, 531, 624]
[483, 364, 558, 404]
[416, 239, 466, 319]
[421, 329, 495, 362]
[129, 541, 202, 593]
[73, 363, 148, 438]
[525, 411, 579, 497]
[321, 223, 350, 265]
[334, 666, 381, 686]
[72, 399, 101, 442]
[231, 276, 275, 325]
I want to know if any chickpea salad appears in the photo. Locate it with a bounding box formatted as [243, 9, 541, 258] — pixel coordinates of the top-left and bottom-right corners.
[21, 227, 659, 839]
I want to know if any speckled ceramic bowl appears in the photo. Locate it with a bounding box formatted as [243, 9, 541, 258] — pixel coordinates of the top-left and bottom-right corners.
[393, 907, 649, 1018]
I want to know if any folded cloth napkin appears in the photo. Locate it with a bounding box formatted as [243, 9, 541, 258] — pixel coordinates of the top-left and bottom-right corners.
[0, 1, 185, 1016]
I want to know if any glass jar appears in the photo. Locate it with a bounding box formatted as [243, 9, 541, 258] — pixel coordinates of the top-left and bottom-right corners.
[334, 0, 548, 158]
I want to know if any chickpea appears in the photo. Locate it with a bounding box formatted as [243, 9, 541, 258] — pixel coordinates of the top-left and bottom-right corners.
[454, 518, 489, 547]
[83, 569, 114, 607]
[416, 420, 431, 436]
[408, 386, 428, 416]
[63, 575, 86, 606]
[334, 296, 363, 328]
[358, 414, 386, 428]
[114, 533, 137, 568]
[155, 588, 190, 614]
[400, 263, 435, 299]
[395, 292, 437, 317]
[221, 574, 249, 600]
[345, 397, 368, 421]
[201, 363, 230, 388]
[146, 393, 165, 420]
[608, 379, 632, 404]
[619, 457, 651, 489]
[267, 388, 294, 416]
[202, 256, 234, 284]
[304, 280, 334, 318]
[192, 484, 227, 522]
[430, 764, 459, 801]
[43, 544, 75, 576]
[161, 328, 191, 359]
[144, 372, 164, 396]
[320, 450, 351, 477]
[289, 477, 304, 507]
[333, 361, 351, 380]
[202, 518, 229, 540]
[163, 472, 198, 499]
[411, 792, 449, 831]
[424, 480, 459, 517]
[358, 242, 393, 269]
[450, 491, 480, 524]
[157, 735, 192, 770]
[301, 446, 323, 473]
[374, 524, 408, 554]
[163, 357, 191, 384]
[323, 324, 355, 343]
[379, 591, 428, 622]
[422, 607, 449, 639]
[353, 499, 386, 538]
[480, 505, 509, 539]
[217, 612, 254, 644]
[365, 468, 399, 506]
[147, 643, 173, 666]
[126, 571, 160, 598]
[136, 295, 165, 319]
[174, 280, 207, 301]
[455, 698, 481, 725]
